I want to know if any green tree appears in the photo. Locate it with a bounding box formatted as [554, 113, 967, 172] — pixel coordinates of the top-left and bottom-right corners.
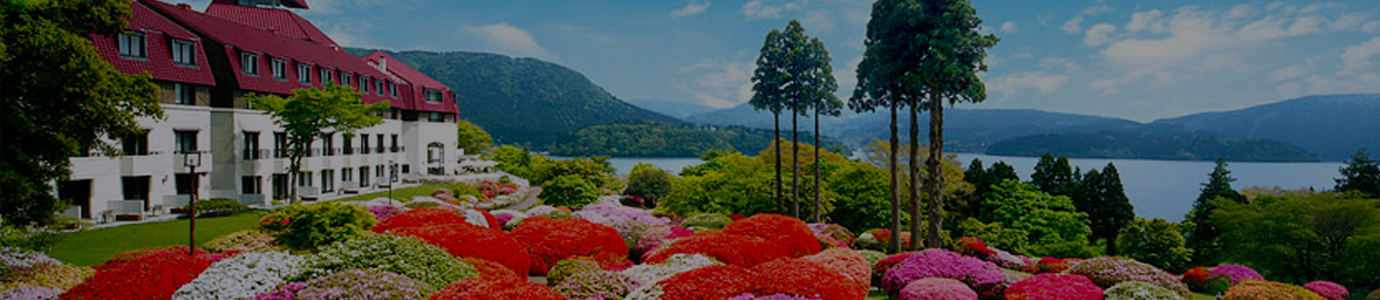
[959, 159, 1017, 222]
[1116, 218, 1192, 273]
[247, 85, 389, 201]
[537, 174, 601, 209]
[1, 0, 162, 225]
[1031, 152, 1077, 196]
[750, 27, 788, 213]
[1213, 192, 1380, 290]
[529, 156, 615, 188]
[1335, 149, 1380, 198]
[455, 118, 492, 155]
[855, 0, 999, 249]
[1183, 156, 1247, 265]
[826, 161, 902, 232]
[980, 180, 1092, 252]
[803, 37, 842, 223]
[1080, 163, 1135, 255]
[483, 144, 549, 179]
[625, 163, 673, 205]
[661, 152, 783, 217]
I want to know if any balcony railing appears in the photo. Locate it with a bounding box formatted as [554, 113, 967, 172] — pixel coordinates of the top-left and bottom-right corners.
[243, 149, 269, 160]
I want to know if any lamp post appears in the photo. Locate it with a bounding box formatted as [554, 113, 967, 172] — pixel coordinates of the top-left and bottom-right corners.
[182, 151, 202, 256]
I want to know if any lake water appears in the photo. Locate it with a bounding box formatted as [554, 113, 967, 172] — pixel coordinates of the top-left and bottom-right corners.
[555, 154, 1343, 222]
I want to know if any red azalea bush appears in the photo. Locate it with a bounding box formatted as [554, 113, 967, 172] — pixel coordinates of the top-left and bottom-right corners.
[644, 231, 790, 267]
[1004, 273, 1104, 300]
[372, 207, 468, 233]
[727, 213, 746, 221]
[722, 214, 821, 258]
[955, 237, 996, 258]
[1023, 257, 1071, 274]
[429, 276, 568, 300]
[1302, 281, 1349, 300]
[874, 252, 918, 277]
[900, 277, 979, 300]
[750, 258, 866, 300]
[801, 247, 872, 293]
[459, 257, 519, 281]
[61, 248, 232, 300]
[656, 265, 756, 300]
[474, 209, 500, 229]
[511, 216, 629, 275]
[390, 223, 530, 276]
[1182, 266, 1211, 291]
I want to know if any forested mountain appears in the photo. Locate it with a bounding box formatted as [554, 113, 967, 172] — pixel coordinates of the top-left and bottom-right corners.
[1154, 94, 1380, 161]
[625, 99, 719, 119]
[345, 48, 681, 148]
[986, 128, 1319, 162]
[547, 122, 851, 157]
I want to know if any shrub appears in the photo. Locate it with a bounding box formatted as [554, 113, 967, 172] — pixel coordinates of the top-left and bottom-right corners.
[807, 223, 856, 245]
[539, 175, 602, 209]
[722, 214, 821, 258]
[854, 229, 912, 252]
[750, 258, 866, 300]
[681, 213, 733, 230]
[388, 223, 530, 275]
[172, 251, 306, 300]
[801, 248, 871, 293]
[0, 248, 92, 293]
[1211, 264, 1265, 286]
[451, 182, 484, 199]
[371, 207, 468, 233]
[297, 269, 434, 300]
[297, 233, 476, 289]
[549, 257, 603, 287]
[899, 277, 978, 300]
[874, 252, 918, 278]
[459, 257, 518, 281]
[1301, 281, 1348, 300]
[0, 227, 65, 253]
[954, 237, 997, 258]
[626, 265, 754, 300]
[644, 232, 789, 268]
[1104, 281, 1184, 300]
[576, 204, 671, 227]
[184, 198, 249, 217]
[1116, 217, 1192, 273]
[369, 205, 402, 222]
[259, 202, 377, 250]
[1065, 256, 1189, 296]
[404, 201, 441, 209]
[626, 162, 674, 204]
[859, 250, 887, 268]
[620, 254, 722, 287]
[202, 229, 284, 252]
[511, 216, 629, 276]
[634, 225, 694, 262]
[59, 248, 229, 300]
[1003, 273, 1103, 300]
[554, 270, 639, 300]
[429, 276, 567, 300]
[1222, 280, 1324, 300]
[880, 249, 1004, 295]
[1026, 257, 1070, 274]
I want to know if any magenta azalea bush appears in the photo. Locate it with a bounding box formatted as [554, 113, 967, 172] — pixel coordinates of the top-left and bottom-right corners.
[368, 205, 402, 222]
[900, 277, 979, 300]
[729, 294, 822, 300]
[1211, 264, 1265, 286]
[296, 269, 434, 300]
[1302, 281, 1349, 300]
[1065, 256, 1189, 296]
[881, 249, 1004, 295]
[1004, 273, 1104, 300]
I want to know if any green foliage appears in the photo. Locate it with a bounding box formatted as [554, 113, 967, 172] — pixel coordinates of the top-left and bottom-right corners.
[681, 213, 733, 230]
[661, 152, 782, 217]
[1080, 164, 1136, 254]
[1, 0, 162, 226]
[1116, 218, 1192, 272]
[450, 182, 483, 199]
[826, 161, 905, 232]
[1185, 157, 1248, 265]
[959, 158, 1018, 222]
[980, 180, 1093, 254]
[484, 145, 549, 179]
[246, 84, 388, 200]
[1336, 149, 1380, 198]
[0, 226, 64, 253]
[258, 203, 377, 250]
[547, 122, 852, 158]
[1213, 192, 1380, 291]
[184, 198, 250, 218]
[626, 163, 674, 204]
[455, 118, 493, 155]
[986, 131, 1319, 162]
[537, 175, 601, 209]
[531, 156, 615, 187]
[859, 139, 974, 203]
[299, 232, 477, 289]
[956, 218, 1029, 254]
[1105, 281, 1185, 300]
[1032, 153, 1078, 196]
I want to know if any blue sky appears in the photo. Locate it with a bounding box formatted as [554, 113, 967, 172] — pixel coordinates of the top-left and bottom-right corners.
[182, 0, 1380, 122]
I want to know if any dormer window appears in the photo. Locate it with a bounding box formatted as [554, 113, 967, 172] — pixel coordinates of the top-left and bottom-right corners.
[424, 89, 443, 103]
[340, 72, 351, 87]
[388, 81, 398, 98]
[118, 32, 147, 59]
[320, 68, 332, 85]
[359, 76, 369, 93]
[271, 58, 286, 80]
[374, 78, 383, 96]
[171, 39, 196, 66]
[240, 52, 258, 76]
[296, 62, 311, 84]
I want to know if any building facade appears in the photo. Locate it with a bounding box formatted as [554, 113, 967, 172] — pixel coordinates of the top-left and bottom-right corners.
[57, 0, 459, 220]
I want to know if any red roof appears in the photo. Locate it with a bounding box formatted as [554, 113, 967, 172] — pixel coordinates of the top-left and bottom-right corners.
[204, 3, 335, 47]
[210, 0, 307, 9]
[92, 2, 216, 86]
[362, 52, 459, 114]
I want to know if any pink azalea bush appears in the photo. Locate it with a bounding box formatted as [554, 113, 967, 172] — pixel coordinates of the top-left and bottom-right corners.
[1211, 264, 1265, 286]
[1004, 273, 1104, 300]
[1302, 281, 1349, 300]
[899, 278, 979, 300]
[368, 205, 402, 222]
[1066, 256, 1189, 296]
[880, 249, 1004, 295]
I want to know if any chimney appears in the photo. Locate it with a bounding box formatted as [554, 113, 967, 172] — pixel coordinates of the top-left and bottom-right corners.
[177, 3, 192, 10]
[378, 56, 387, 73]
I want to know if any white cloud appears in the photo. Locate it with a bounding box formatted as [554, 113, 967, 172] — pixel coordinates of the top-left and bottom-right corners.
[1084, 23, 1117, 46]
[742, 0, 800, 20]
[1061, 5, 1114, 34]
[464, 23, 558, 61]
[1040, 57, 1080, 73]
[671, 1, 711, 18]
[1127, 10, 1164, 33]
[834, 55, 864, 94]
[1000, 21, 1018, 34]
[678, 59, 754, 108]
[1271, 64, 1308, 81]
[1340, 37, 1380, 75]
[1365, 21, 1380, 32]
[988, 72, 1069, 99]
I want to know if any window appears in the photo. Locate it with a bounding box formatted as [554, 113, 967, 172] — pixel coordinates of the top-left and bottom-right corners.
[240, 52, 258, 75]
[321, 170, 334, 192]
[424, 89, 443, 102]
[342, 168, 352, 183]
[359, 76, 369, 93]
[427, 143, 443, 164]
[171, 39, 196, 65]
[174, 83, 195, 105]
[388, 81, 398, 98]
[176, 174, 195, 195]
[273, 132, 287, 158]
[320, 67, 332, 85]
[271, 58, 286, 80]
[273, 174, 288, 199]
[358, 166, 370, 186]
[376, 134, 385, 153]
[390, 135, 398, 152]
[402, 164, 410, 174]
[297, 62, 311, 84]
[123, 176, 150, 203]
[121, 130, 148, 156]
[174, 130, 198, 154]
[340, 72, 351, 87]
[298, 171, 312, 187]
[241, 176, 262, 194]
[118, 32, 147, 59]
[429, 112, 445, 122]
[360, 134, 370, 154]
[374, 78, 384, 95]
[375, 165, 384, 179]
[322, 133, 334, 156]
[342, 135, 353, 155]
[243, 131, 260, 160]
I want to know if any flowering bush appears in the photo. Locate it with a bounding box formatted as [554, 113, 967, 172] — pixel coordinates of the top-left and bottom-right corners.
[898, 277, 978, 300]
[750, 258, 865, 300]
[259, 203, 377, 250]
[388, 222, 530, 275]
[874, 252, 918, 278]
[250, 281, 305, 300]
[730, 294, 820, 300]
[633, 225, 693, 262]
[1066, 256, 1189, 296]
[1, 285, 62, 300]
[1211, 264, 1265, 286]
[459, 257, 518, 281]
[554, 270, 639, 300]
[549, 257, 604, 287]
[858, 250, 886, 268]
[59, 248, 230, 300]
[644, 232, 789, 267]
[371, 208, 469, 233]
[203, 229, 285, 253]
[680, 213, 733, 230]
[722, 214, 821, 258]
[296, 269, 434, 300]
[626, 265, 754, 300]
[1104, 281, 1184, 300]
[1024, 257, 1070, 274]
[429, 276, 568, 300]
[1003, 273, 1104, 300]
[807, 223, 856, 247]
[1, 247, 57, 272]
[986, 248, 1030, 270]
[1, 247, 93, 294]
[172, 251, 306, 300]
[297, 233, 476, 289]
[1182, 267, 1211, 291]
[494, 212, 516, 226]
[621, 254, 722, 288]
[1222, 280, 1324, 300]
[955, 237, 997, 258]
[369, 205, 402, 222]
[801, 248, 871, 293]
[512, 216, 629, 276]
[880, 249, 1003, 295]
[1302, 281, 1348, 300]
[575, 204, 671, 227]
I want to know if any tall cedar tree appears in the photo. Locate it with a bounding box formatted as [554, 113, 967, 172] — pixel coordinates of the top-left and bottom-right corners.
[1185, 156, 1247, 265]
[1079, 163, 1135, 255]
[960, 159, 1017, 221]
[1335, 149, 1380, 198]
[803, 34, 842, 223]
[247, 85, 389, 201]
[750, 21, 833, 219]
[1, 0, 162, 225]
[750, 28, 788, 213]
[1031, 152, 1077, 196]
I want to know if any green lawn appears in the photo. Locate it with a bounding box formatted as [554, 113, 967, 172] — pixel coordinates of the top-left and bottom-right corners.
[332, 184, 451, 203]
[48, 212, 264, 266]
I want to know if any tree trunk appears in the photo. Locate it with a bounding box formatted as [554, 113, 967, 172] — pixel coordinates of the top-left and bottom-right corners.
[289, 155, 301, 203]
[792, 109, 800, 219]
[909, 97, 922, 250]
[813, 107, 821, 223]
[775, 112, 783, 213]
[888, 97, 901, 254]
[925, 93, 944, 248]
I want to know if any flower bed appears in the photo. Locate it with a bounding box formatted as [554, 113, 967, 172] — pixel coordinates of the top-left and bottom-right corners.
[388, 223, 530, 275]
[633, 225, 693, 262]
[575, 204, 671, 227]
[549, 257, 604, 287]
[259, 203, 377, 250]
[369, 205, 402, 222]
[172, 251, 306, 300]
[621, 254, 722, 288]
[800, 248, 871, 293]
[295, 269, 434, 300]
[1003, 273, 1103, 300]
[1211, 264, 1265, 286]
[59, 248, 231, 300]
[731, 294, 821, 300]
[1103, 281, 1184, 300]
[512, 216, 630, 276]
[626, 265, 755, 300]
[429, 276, 568, 300]
[1222, 280, 1324, 300]
[749, 258, 865, 300]
[371, 208, 469, 233]
[1302, 281, 1349, 300]
[297, 233, 476, 289]
[880, 249, 1003, 295]
[1, 286, 62, 300]
[807, 223, 856, 246]
[722, 214, 820, 258]
[553, 270, 639, 300]
[899, 277, 978, 300]
[0, 247, 93, 294]
[1065, 256, 1189, 296]
[643, 232, 789, 268]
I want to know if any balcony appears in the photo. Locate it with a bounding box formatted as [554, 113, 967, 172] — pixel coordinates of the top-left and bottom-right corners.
[119, 151, 167, 176]
[238, 194, 268, 207]
[172, 151, 211, 172]
[243, 149, 270, 160]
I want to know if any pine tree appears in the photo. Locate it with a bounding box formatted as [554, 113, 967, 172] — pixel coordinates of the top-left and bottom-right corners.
[1081, 163, 1135, 254]
[1335, 149, 1380, 198]
[1185, 156, 1247, 265]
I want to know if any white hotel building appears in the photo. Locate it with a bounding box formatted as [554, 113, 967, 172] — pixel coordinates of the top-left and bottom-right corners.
[57, 0, 460, 220]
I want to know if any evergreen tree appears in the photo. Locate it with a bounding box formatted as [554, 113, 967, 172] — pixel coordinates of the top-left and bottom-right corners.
[1080, 163, 1135, 254]
[1335, 149, 1380, 198]
[1031, 152, 1077, 196]
[1184, 156, 1247, 265]
[750, 28, 788, 212]
[959, 159, 1017, 221]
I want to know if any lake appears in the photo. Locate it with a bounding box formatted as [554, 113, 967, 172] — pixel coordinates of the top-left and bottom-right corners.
[554, 154, 1343, 222]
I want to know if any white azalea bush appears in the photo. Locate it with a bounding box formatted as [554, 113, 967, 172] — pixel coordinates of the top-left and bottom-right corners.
[620, 254, 722, 287]
[172, 251, 306, 300]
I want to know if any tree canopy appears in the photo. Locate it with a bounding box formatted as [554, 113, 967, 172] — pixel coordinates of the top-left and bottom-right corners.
[1335, 149, 1380, 198]
[455, 119, 493, 155]
[246, 85, 388, 200]
[1184, 156, 1247, 265]
[1213, 191, 1380, 290]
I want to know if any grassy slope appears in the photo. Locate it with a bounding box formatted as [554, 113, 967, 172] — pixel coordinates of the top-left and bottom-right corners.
[48, 212, 264, 266]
